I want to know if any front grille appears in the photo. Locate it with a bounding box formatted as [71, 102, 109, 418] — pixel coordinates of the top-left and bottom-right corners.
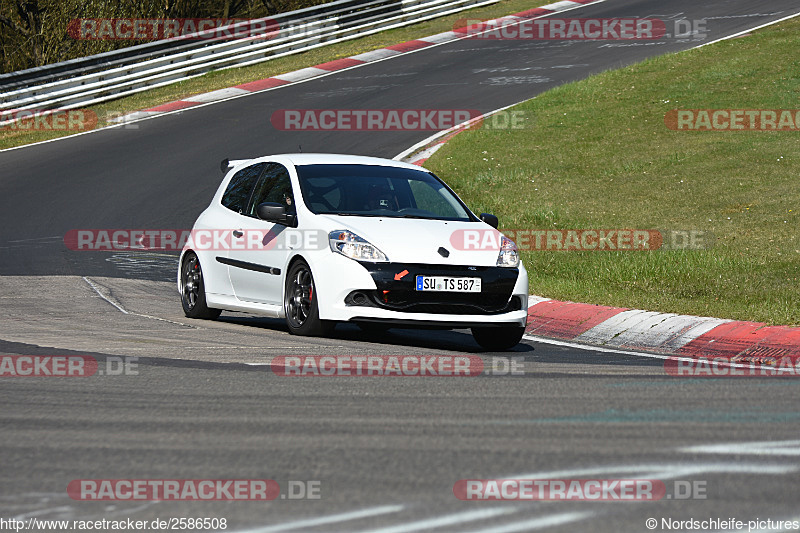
[348, 261, 521, 315]
[346, 291, 522, 315]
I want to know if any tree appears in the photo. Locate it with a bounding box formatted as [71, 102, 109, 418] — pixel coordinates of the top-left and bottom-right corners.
[0, 0, 331, 74]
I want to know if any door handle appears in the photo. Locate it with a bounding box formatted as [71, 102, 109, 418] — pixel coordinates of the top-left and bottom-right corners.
[233, 230, 244, 238]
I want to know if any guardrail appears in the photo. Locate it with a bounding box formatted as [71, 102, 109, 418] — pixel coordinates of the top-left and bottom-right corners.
[0, 0, 499, 115]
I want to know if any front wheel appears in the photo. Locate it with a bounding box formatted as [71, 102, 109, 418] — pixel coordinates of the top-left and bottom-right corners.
[284, 260, 333, 336]
[471, 326, 525, 351]
[180, 252, 221, 320]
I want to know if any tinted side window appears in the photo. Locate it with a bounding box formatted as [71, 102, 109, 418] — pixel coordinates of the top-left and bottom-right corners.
[221, 163, 266, 214]
[248, 163, 295, 217]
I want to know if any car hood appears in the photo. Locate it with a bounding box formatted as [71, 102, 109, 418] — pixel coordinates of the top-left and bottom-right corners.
[315, 215, 507, 266]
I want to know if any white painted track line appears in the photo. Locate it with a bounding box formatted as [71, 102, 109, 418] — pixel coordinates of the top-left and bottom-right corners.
[233, 505, 404, 533]
[462, 511, 594, 533]
[358, 508, 516, 533]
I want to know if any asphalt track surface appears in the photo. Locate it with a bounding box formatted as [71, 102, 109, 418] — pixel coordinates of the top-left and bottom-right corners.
[2, 1, 800, 532]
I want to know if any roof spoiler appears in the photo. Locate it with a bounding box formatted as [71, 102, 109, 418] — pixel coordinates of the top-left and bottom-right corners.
[220, 158, 252, 173]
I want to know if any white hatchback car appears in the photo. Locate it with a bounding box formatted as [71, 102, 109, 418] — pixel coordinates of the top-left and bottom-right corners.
[178, 154, 528, 350]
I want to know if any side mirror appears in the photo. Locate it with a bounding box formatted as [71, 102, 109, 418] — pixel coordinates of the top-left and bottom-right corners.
[479, 213, 499, 229]
[220, 158, 230, 173]
[256, 202, 295, 226]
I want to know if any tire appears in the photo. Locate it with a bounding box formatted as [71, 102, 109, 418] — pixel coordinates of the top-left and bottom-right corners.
[180, 252, 221, 320]
[471, 326, 525, 351]
[284, 260, 333, 336]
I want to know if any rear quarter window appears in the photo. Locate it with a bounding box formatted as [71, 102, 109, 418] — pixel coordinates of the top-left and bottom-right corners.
[221, 163, 266, 214]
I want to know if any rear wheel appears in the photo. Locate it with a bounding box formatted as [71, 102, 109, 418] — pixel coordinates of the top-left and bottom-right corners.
[284, 260, 333, 336]
[471, 326, 525, 351]
[181, 252, 221, 320]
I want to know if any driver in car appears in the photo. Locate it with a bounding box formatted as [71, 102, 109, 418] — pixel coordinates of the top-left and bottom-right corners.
[365, 184, 399, 211]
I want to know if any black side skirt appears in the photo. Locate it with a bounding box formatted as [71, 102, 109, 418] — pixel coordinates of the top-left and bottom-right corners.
[216, 256, 281, 276]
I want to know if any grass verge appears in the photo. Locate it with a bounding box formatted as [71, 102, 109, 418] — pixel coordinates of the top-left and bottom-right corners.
[425, 17, 800, 325]
[0, 0, 549, 150]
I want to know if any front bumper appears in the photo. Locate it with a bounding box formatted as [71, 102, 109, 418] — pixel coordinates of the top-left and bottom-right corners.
[352, 262, 521, 315]
[311, 256, 528, 327]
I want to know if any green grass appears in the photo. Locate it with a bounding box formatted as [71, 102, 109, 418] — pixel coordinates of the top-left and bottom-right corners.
[425, 17, 800, 325]
[0, 0, 549, 150]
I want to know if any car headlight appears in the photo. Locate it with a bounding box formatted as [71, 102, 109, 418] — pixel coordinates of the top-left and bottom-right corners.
[496, 235, 519, 268]
[329, 230, 388, 262]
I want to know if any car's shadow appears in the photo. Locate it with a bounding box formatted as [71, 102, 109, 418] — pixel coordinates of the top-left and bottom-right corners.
[216, 313, 535, 354]
[216, 313, 668, 372]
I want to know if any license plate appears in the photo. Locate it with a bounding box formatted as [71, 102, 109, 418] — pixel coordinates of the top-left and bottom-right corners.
[415, 276, 481, 292]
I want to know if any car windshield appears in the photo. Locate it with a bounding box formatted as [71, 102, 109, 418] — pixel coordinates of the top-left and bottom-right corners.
[295, 164, 475, 221]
